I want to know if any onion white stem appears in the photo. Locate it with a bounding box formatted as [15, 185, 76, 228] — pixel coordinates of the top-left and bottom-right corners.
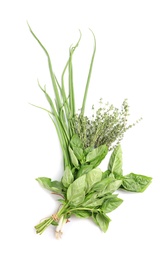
[55, 216, 67, 239]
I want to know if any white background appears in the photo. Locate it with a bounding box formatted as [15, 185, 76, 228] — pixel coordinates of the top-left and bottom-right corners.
[0, 0, 167, 259]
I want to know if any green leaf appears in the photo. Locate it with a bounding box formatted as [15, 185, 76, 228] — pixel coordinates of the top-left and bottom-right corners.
[73, 210, 92, 218]
[90, 153, 108, 168]
[108, 145, 123, 178]
[102, 197, 123, 213]
[92, 212, 98, 226]
[51, 180, 64, 191]
[86, 145, 108, 167]
[104, 180, 122, 194]
[36, 177, 63, 194]
[102, 170, 111, 179]
[73, 146, 85, 161]
[82, 196, 106, 207]
[77, 164, 93, 178]
[108, 172, 115, 179]
[84, 146, 94, 155]
[96, 213, 111, 232]
[81, 193, 98, 206]
[62, 166, 74, 188]
[122, 173, 152, 192]
[92, 177, 114, 192]
[82, 192, 115, 208]
[86, 168, 102, 193]
[69, 146, 79, 167]
[70, 134, 83, 149]
[67, 175, 86, 205]
[96, 181, 122, 197]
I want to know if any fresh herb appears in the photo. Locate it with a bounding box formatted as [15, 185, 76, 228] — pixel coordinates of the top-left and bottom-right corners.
[28, 24, 152, 239]
[72, 99, 141, 151]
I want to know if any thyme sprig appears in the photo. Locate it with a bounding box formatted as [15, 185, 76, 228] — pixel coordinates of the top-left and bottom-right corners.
[72, 99, 142, 150]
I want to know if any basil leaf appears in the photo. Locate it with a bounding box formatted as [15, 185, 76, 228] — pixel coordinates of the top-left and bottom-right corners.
[69, 146, 79, 168]
[108, 145, 123, 178]
[105, 180, 122, 194]
[82, 193, 116, 208]
[96, 213, 111, 232]
[62, 166, 74, 188]
[81, 193, 98, 206]
[92, 177, 114, 192]
[73, 146, 85, 161]
[102, 197, 123, 213]
[67, 175, 86, 205]
[92, 213, 98, 226]
[82, 196, 106, 207]
[108, 172, 115, 179]
[102, 170, 111, 179]
[84, 146, 94, 155]
[36, 177, 63, 194]
[73, 210, 92, 218]
[77, 164, 93, 178]
[51, 181, 63, 191]
[97, 180, 122, 197]
[70, 134, 83, 149]
[86, 145, 108, 167]
[122, 173, 152, 192]
[86, 168, 102, 193]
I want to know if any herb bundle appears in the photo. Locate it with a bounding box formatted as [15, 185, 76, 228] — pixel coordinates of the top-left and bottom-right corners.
[29, 25, 152, 239]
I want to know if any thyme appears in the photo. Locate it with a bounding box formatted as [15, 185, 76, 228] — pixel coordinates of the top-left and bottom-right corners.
[72, 99, 141, 150]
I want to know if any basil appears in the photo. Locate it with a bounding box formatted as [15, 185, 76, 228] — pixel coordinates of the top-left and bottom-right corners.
[69, 146, 79, 168]
[67, 175, 86, 206]
[86, 168, 102, 193]
[95, 213, 111, 232]
[86, 145, 108, 167]
[108, 145, 123, 178]
[102, 197, 123, 213]
[122, 173, 152, 192]
[36, 177, 63, 194]
[62, 166, 74, 188]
